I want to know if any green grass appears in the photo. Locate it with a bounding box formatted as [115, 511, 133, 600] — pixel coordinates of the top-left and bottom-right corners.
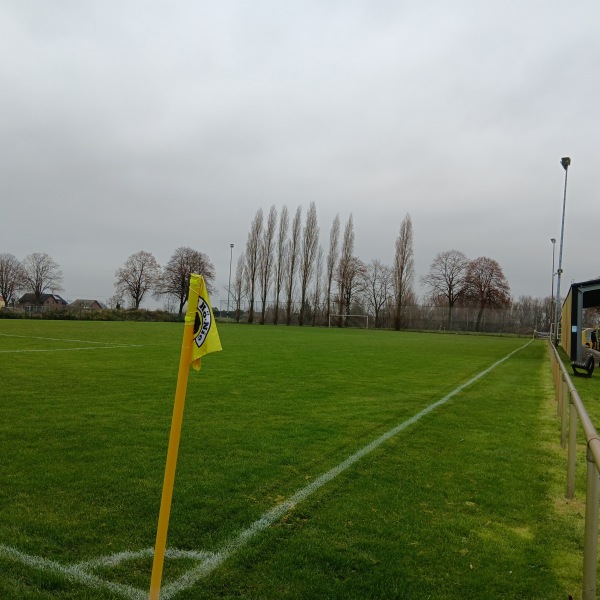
[0, 321, 589, 598]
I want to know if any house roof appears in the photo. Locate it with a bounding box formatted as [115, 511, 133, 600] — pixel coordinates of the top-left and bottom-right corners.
[569, 278, 600, 309]
[70, 299, 107, 309]
[18, 293, 68, 305]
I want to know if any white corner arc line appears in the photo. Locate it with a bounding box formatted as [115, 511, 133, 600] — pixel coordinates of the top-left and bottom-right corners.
[0, 544, 146, 600]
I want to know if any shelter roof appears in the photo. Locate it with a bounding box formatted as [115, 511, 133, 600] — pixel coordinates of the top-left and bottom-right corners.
[570, 278, 600, 309]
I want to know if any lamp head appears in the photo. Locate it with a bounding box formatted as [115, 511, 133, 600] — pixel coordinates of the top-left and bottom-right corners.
[561, 157, 571, 170]
[551, 238, 556, 244]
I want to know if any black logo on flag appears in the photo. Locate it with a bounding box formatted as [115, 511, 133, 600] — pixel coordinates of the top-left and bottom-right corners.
[193, 297, 212, 349]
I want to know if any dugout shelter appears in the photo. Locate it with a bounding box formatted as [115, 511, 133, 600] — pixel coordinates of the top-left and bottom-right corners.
[560, 278, 600, 362]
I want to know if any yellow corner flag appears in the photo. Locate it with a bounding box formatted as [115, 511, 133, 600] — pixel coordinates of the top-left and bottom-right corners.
[187, 273, 222, 371]
[149, 273, 221, 600]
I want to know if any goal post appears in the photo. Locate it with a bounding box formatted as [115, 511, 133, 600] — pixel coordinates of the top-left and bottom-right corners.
[328, 314, 369, 329]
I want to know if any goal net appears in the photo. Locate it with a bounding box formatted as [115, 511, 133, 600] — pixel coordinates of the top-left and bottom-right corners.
[328, 314, 369, 329]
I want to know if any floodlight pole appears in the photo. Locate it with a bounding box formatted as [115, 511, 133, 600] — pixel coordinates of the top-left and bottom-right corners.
[553, 157, 570, 346]
[227, 243, 234, 318]
[551, 237, 556, 334]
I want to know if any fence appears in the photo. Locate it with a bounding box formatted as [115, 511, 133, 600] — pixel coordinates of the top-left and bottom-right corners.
[549, 342, 600, 600]
[215, 302, 547, 334]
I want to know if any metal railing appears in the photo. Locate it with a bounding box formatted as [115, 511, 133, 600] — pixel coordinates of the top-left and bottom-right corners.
[549, 342, 600, 600]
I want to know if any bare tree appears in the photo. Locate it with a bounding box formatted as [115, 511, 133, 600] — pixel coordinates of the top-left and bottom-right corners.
[364, 259, 392, 328]
[232, 253, 246, 323]
[542, 295, 554, 332]
[512, 295, 546, 333]
[258, 205, 277, 324]
[22, 253, 63, 304]
[343, 256, 367, 320]
[325, 214, 340, 321]
[114, 250, 160, 309]
[273, 206, 289, 325]
[298, 202, 319, 326]
[311, 246, 324, 326]
[0, 253, 26, 306]
[284, 206, 302, 325]
[421, 249, 469, 328]
[336, 214, 355, 325]
[245, 208, 263, 324]
[155, 247, 216, 317]
[392, 214, 415, 330]
[107, 293, 124, 309]
[464, 256, 511, 331]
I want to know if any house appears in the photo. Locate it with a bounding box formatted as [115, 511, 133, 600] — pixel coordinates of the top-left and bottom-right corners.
[69, 299, 106, 311]
[0, 295, 5, 309]
[17, 293, 68, 312]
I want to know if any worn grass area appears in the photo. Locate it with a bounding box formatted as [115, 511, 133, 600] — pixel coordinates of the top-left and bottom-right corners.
[0, 321, 587, 598]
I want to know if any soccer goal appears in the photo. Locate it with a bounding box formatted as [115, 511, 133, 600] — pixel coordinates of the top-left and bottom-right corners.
[328, 314, 369, 329]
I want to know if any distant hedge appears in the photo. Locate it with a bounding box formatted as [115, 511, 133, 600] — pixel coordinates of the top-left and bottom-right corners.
[0, 308, 181, 322]
[0, 309, 25, 319]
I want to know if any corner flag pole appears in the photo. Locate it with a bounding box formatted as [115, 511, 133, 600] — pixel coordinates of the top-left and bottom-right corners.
[148, 274, 222, 600]
[149, 313, 194, 600]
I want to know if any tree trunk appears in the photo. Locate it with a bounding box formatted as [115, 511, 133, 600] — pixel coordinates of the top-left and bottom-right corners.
[476, 307, 484, 332]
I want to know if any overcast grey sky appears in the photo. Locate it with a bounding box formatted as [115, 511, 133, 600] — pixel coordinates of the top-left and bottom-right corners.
[2, 1, 599, 309]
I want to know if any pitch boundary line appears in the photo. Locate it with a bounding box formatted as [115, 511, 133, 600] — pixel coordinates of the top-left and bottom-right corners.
[0, 340, 532, 599]
[0, 333, 119, 345]
[0, 333, 141, 353]
[0, 345, 142, 354]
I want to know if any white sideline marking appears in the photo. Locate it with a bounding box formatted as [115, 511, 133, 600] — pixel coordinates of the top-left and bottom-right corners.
[0, 333, 141, 353]
[0, 333, 117, 345]
[0, 340, 531, 598]
[0, 345, 141, 353]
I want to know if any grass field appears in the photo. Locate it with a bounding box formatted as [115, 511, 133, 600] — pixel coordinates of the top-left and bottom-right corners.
[0, 320, 588, 599]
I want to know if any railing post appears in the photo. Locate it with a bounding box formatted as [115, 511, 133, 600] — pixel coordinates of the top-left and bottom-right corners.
[561, 377, 569, 448]
[582, 445, 600, 600]
[567, 399, 577, 499]
[556, 371, 561, 416]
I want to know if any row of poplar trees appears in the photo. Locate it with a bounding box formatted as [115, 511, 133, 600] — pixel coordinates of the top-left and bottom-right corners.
[231, 202, 414, 329]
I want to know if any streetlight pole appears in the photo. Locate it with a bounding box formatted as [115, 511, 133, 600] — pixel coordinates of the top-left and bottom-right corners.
[227, 243, 234, 318]
[550, 238, 556, 297]
[553, 157, 570, 346]
[550, 238, 556, 339]
[550, 237, 556, 336]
